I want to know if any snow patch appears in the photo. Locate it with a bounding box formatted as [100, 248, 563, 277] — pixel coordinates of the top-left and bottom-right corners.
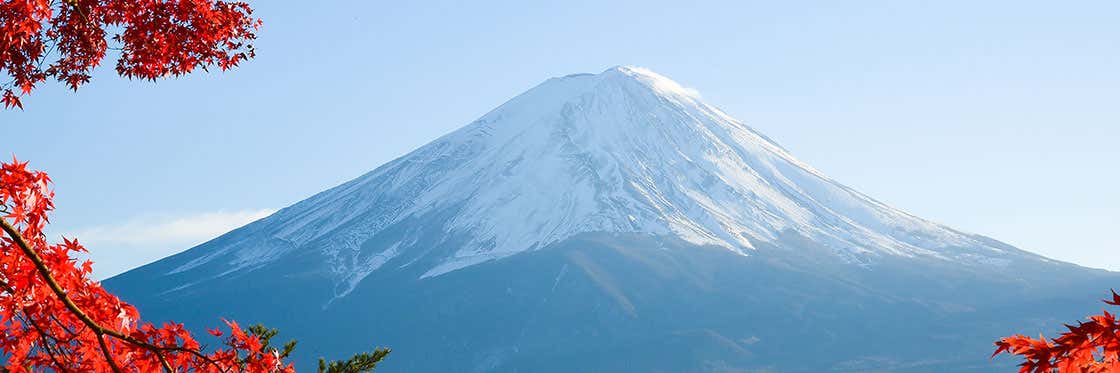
[163, 66, 1027, 292]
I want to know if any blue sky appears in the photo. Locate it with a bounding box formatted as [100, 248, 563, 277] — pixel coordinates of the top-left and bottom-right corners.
[1, 0, 1117, 278]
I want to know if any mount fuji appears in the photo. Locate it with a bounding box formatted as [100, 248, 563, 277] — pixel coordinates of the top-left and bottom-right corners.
[106, 66, 1117, 372]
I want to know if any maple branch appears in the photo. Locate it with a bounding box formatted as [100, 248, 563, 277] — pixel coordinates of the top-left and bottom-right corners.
[96, 332, 124, 373]
[48, 313, 81, 337]
[63, 0, 91, 24]
[0, 219, 98, 331]
[21, 313, 72, 372]
[0, 217, 238, 373]
[1, 278, 72, 371]
[0, 217, 179, 372]
[160, 344, 230, 371]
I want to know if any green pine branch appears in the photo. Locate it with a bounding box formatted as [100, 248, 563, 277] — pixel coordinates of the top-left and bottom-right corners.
[317, 348, 392, 373]
[245, 323, 390, 372]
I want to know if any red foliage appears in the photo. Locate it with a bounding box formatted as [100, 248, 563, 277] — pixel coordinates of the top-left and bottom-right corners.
[0, 0, 260, 109]
[994, 290, 1120, 372]
[0, 158, 294, 372]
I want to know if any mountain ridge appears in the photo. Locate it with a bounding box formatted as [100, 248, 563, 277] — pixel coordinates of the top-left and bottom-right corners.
[153, 66, 1053, 290]
[105, 66, 1117, 372]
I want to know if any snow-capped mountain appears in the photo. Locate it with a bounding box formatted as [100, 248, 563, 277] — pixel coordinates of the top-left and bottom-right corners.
[170, 66, 1020, 292]
[107, 66, 1117, 372]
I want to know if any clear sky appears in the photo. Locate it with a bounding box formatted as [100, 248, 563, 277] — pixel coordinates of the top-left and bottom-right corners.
[1, 0, 1116, 279]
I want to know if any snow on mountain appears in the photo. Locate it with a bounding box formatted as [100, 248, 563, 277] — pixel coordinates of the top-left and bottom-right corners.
[166, 66, 1019, 297]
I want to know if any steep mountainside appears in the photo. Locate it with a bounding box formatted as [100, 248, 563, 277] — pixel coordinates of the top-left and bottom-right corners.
[107, 67, 1117, 372]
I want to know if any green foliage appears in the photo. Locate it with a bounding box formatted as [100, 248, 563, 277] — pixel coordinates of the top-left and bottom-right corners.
[317, 348, 392, 373]
[248, 323, 298, 359]
[246, 323, 390, 372]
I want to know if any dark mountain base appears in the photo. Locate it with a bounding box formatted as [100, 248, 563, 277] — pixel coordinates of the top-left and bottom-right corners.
[106, 233, 1117, 372]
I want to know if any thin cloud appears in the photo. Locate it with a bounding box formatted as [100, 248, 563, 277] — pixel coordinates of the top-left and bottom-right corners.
[64, 209, 276, 279]
[67, 209, 276, 247]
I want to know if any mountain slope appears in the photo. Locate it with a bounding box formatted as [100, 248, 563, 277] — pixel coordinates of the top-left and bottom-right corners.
[149, 66, 1046, 293]
[106, 66, 1117, 372]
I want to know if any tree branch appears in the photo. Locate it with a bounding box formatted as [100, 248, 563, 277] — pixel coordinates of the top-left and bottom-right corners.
[21, 313, 72, 372]
[95, 332, 123, 373]
[0, 217, 219, 373]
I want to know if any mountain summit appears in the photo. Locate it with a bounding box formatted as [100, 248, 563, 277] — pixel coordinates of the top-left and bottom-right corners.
[165, 66, 1031, 290]
[107, 67, 1116, 372]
